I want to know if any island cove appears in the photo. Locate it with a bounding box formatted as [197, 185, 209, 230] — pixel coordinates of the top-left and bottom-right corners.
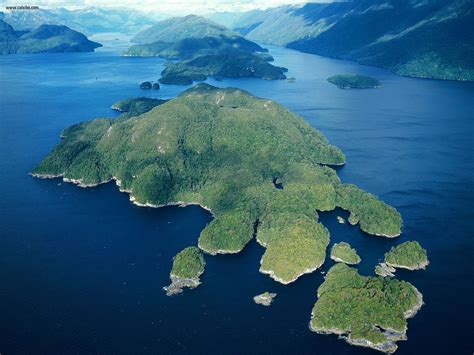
[32, 83, 402, 280]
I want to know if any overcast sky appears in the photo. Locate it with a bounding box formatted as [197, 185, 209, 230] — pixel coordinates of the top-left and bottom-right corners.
[1, 0, 333, 14]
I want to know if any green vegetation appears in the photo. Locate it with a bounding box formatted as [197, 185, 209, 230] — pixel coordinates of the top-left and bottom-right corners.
[198, 209, 254, 254]
[111, 97, 167, 118]
[330, 242, 361, 265]
[310, 263, 423, 353]
[335, 184, 402, 237]
[0, 20, 101, 55]
[124, 15, 286, 85]
[170, 246, 205, 279]
[384, 241, 429, 270]
[259, 216, 329, 284]
[159, 52, 286, 84]
[126, 35, 265, 60]
[165, 246, 206, 295]
[327, 74, 381, 89]
[348, 212, 359, 225]
[33, 84, 401, 284]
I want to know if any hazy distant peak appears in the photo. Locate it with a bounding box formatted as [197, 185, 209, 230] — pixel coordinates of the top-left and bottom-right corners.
[131, 14, 239, 44]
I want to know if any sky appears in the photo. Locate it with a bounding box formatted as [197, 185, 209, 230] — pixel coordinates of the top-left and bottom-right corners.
[1, 0, 333, 14]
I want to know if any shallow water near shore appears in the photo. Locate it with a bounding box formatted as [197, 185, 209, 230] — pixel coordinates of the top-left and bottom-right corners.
[0, 36, 473, 354]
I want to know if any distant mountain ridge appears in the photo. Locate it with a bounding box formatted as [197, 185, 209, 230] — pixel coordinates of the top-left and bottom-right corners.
[131, 14, 239, 44]
[126, 15, 287, 84]
[0, 7, 157, 35]
[220, 0, 474, 81]
[0, 20, 101, 54]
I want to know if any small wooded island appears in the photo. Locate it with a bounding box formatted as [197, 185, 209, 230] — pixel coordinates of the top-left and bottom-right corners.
[384, 241, 429, 270]
[124, 15, 287, 84]
[164, 246, 205, 296]
[328, 74, 381, 89]
[330, 242, 361, 265]
[375, 241, 428, 277]
[310, 263, 423, 353]
[0, 20, 101, 54]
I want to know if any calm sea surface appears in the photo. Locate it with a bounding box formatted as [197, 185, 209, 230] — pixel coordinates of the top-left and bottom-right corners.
[0, 35, 473, 354]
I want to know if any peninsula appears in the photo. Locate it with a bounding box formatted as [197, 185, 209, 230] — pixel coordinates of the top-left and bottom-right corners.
[32, 83, 402, 285]
[310, 263, 423, 353]
[0, 20, 101, 55]
[124, 15, 287, 84]
[111, 97, 168, 118]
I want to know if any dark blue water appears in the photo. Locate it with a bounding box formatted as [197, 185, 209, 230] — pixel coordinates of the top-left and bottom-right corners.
[1, 36, 473, 354]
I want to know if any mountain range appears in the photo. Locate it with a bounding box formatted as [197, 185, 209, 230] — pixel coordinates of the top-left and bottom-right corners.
[126, 15, 287, 84]
[0, 7, 158, 35]
[212, 0, 474, 81]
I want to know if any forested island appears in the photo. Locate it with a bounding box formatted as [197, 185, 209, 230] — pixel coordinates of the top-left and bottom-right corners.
[328, 74, 381, 89]
[384, 241, 429, 270]
[375, 241, 428, 277]
[330, 242, 361, 265]
[164, 246, 205, 296]
[310, 263, 423, 353]
[0, 19, 101, 54]
[32, 83, 402, 286]
[124, 15, 287, 84]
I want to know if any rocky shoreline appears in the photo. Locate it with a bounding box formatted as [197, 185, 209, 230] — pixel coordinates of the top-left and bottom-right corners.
[163, 274, 202, 296]
[130, 196, 214, 216]
[30, 172, 215, 217]
[376, 259, 429, 277]
[197, 240, 244, 256]
[372, 231, 401, 238]
[29, 172, 64, 179]
[29, 172, 112, 188]
[259, 262, 323, 285]
[375, 263, 396, 277]
[386, 260, 429, 271]
[345, 331, 403, 354]
[404, 286, 424, 318]
[253, 292, 277, 306]
[338, 207, 401, 238]
[330, 255, 359, 265]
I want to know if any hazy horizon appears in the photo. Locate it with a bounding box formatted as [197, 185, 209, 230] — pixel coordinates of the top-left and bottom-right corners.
[0, 0, 335, 15]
